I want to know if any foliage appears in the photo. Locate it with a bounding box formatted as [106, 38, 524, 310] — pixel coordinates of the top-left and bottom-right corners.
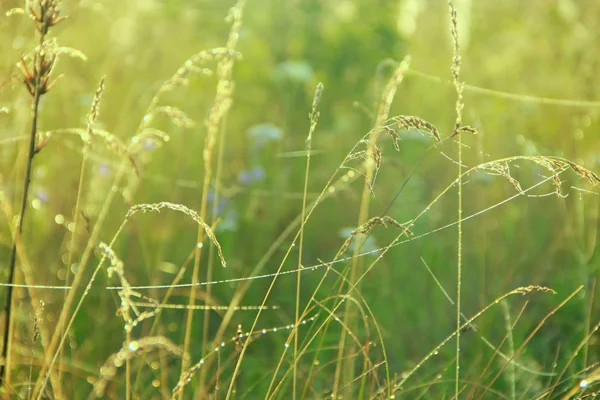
[0, 0, 599, 399]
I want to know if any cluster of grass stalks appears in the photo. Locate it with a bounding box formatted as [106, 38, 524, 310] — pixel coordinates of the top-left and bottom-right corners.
[0, 0, 599, 399]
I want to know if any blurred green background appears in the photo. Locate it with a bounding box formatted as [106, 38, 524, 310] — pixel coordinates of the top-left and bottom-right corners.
[1, 0, 599, 398]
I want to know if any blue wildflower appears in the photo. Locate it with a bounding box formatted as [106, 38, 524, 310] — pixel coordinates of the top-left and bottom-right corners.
[35, 189, 49, 203]
[98, 162, 110, 177]
[206, 187, 231, 217]
[238, 165, 265, 185]
[247, 123, 282, 150]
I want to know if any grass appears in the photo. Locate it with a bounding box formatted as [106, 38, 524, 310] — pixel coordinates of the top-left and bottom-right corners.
[0, 0, 599, 399]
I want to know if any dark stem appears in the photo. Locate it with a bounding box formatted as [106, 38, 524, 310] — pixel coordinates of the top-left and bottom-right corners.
[0, 41, 44, 388]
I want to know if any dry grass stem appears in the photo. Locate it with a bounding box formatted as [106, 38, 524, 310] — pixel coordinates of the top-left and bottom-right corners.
[125, 202, 227, 268]
[2, 2, 77, 395]
[395, 115, 441, 142]
[340, 216, 413, 255]
[173, 315, 318, 398]
[98, 243, 159, 332]
[476, 156, 600, 198]
[93, 336, 183, 397]
[392, 285, 557, 393]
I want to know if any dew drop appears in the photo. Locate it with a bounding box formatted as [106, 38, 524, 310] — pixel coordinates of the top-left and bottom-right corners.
[31, 198, 41, 210]
[12, 36, 24, 50]
[57, 268, 66, 281]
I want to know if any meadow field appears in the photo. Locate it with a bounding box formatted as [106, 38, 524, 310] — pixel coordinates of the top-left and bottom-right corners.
[0, 0, 599, 398]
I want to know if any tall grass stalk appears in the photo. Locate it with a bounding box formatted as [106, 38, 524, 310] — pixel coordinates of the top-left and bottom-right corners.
[56, 75, 105, 392]
[478, 286, 583, 398]
[1, 32, 45, 400]
[269, 265, 391, 399]
[294, 82, 323, 400]
[500, 300, 517, 400]
[226, 135, 370, 399]
[246, 82, 326, 399]
[180, 2, 245, 398]
[333, 55, 411, 399]
[394, 285, 559, 392]
[210, 172, 357, 397]
[420, 256, 548, 379]
[2, 1, 69, 396]
[583, 279, 596, 367]
[545, 318, 600, 398]
[0, 197, 56, 396]
[464, 302, 528, 400]
[1, 80, 38, 394]
[199, 111, 228, 394]
[447, 1, 465, 398]
[261, 71, 412, 400]
[33, 163, 128, 399]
